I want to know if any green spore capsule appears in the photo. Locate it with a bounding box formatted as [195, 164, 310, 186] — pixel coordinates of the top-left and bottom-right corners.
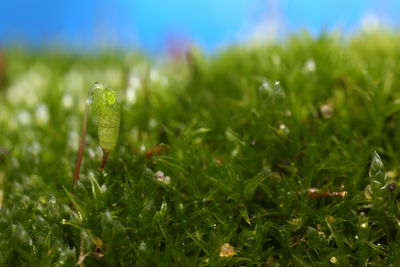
[72, 82, 120, 190]
[91, 82, 120, 151]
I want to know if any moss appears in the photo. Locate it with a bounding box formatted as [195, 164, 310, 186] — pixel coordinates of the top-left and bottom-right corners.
[1, 32, 400, 266]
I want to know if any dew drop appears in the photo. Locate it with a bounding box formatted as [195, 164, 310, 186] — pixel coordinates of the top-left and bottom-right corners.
[62, 94, 74, 109]
[35, 104, 49, 124]
[17, 110, 32, 125]
[304, 58, 316, 72]
[278, 124, 290, 137]
[140, 145, 146, 152]
[259, 78, 271, 92]
[48, 195, 56, 205]
[178, 203, 184, 211]
[320, 103, 333, 119]
[274, 80, 286, 98]
[139, 241, 147, 251]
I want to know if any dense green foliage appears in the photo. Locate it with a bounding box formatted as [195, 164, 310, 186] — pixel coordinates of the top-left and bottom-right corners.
[1, 32, 400, 266]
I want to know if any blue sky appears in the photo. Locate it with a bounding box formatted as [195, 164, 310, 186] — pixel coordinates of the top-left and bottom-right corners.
[0, 0, 399, 52]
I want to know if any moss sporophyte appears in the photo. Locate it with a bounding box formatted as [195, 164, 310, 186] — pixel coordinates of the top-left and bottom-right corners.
[5, 34, 400, 265]
[72, 82, 120, 192]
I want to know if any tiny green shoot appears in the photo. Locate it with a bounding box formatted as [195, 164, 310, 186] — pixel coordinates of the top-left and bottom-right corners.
[72, 82, 120, 192]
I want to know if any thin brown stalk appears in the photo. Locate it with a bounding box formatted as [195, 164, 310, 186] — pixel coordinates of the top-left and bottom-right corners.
[99, 148, 109, 171]
[72, 100, 90, 192]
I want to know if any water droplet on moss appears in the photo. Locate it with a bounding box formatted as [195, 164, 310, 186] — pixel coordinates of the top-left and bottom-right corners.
[139, 242, 147, 251]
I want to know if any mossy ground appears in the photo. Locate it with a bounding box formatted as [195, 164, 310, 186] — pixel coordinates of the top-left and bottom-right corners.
[1, 32, 400, 266]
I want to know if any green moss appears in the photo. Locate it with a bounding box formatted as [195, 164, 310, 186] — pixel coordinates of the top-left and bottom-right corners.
[1, 32, 400, 266]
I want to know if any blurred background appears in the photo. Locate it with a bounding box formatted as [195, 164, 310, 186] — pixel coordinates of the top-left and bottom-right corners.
[0, 0, 399, 54]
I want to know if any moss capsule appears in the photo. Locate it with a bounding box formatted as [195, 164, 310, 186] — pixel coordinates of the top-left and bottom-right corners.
[91, 83, 120, 151]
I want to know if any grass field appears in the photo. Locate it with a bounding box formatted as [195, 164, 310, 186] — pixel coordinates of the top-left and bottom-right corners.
[1, 31, 400, 266]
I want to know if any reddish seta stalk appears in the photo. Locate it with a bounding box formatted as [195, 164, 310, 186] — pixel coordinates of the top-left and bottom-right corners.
[99, 149, 109, 171]
[72, 100, 90, 193]
[308, 187, 347, 199]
